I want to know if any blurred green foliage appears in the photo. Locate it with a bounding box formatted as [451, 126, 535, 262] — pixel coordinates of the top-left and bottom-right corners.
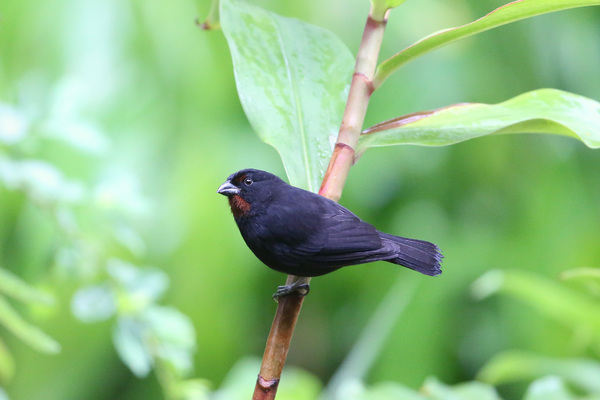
[0, 0, 599, 399]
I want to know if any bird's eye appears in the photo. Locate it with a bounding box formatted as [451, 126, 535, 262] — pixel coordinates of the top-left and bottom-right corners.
[244, 177, 253, 185]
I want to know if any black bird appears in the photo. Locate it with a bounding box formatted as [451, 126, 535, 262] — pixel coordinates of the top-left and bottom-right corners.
[217, 169, 443, 297]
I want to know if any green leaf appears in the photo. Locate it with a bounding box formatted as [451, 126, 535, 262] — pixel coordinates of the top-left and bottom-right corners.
[0, 104, 28, 145]
[112, 316, 152, 377]
[0, 158, 84, 204]
[212, 357, 322, 400]
[71, 284, 117, 323]
[422, 377, 502, 400]
[113, 223, 146, 256]
[374, 0, 600, 88]
[472, 270, 600, 341]
[449, 382, 503, 400]
[211, 358, 260, 400]
[142, 306, 196, 376]
[358, 89, 600, 153]
[365, 382, 427, 400]
[275, 366, 323, 400]
[0, 296, 60, 354]
[561, 267, 600, 298]
[178, 379, 211, 400]
[220, 0, 354, 191]
[0, 268, 54, 305]
[107, 259, 169, 309]
[523, 377, 577, 400]
[479, 351, 600, 395]
[562, 267, 600, 282]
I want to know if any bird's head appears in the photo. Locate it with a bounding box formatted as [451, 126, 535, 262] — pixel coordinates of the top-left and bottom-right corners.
[217, 169, 284, 218]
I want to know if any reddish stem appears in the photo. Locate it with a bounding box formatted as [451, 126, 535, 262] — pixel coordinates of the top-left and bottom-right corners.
[252, 275, 306, 400]
[252, 7, 389, 400]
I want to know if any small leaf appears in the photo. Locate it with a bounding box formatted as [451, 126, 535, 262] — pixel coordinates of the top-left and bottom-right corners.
[53, 246, 96, 279]
[142, 306, 196, 376]
[0, 268, 54, 305]
[358, 89, 600, 153]
[450, 381, 503, 400]
[178, 379, 211, 400]
[71, 284, 117, 323]
[0, 104, 28, 145]
[143, 307, 195, 349]
[113, 223, 146, 257]
[0, 296, 60, 354]
[107, 259, 169, 306]
[212, 357, 322, 400]
[523, 377, 576, 400]
[113, 316, 152, 377]
[0, 158, 84, 204]
[374, 0, 600, 87]
[211, 358, 262, 400]
[422, 377, 502, 400]
[366, 381, 427, 400]
[273, 365, 323, 400]
[220, 0, 354, 191]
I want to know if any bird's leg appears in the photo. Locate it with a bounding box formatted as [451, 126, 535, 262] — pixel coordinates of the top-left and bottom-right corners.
[272, 277, 311, 302]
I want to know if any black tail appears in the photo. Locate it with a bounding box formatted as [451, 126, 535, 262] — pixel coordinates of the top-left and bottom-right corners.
[380, 233, 443, 276]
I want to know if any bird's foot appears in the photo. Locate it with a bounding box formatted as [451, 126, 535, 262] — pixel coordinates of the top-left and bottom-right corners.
[272, 278, 310, 302]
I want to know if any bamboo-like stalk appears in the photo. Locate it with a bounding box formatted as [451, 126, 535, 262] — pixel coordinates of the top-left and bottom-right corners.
[252, 274, 307, 400]
[252, 6, 390, 400]
[319, 9, 388, 202]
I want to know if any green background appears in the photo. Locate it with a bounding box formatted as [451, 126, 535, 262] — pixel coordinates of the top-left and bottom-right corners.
[1, 0, 599, 399]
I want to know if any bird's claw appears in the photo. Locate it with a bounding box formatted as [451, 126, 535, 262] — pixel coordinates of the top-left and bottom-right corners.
[272, 282, 310, 302]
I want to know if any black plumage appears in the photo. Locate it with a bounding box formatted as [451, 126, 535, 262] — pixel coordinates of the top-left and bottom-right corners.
[217, 168, 443, 278]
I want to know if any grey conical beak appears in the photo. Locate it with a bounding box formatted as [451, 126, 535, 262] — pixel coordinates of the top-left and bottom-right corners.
[217, 181, 240, 196]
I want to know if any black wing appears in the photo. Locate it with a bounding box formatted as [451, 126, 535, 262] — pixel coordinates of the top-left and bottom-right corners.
[286, 197, 388, 264]
[245, 186, 391, 275]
